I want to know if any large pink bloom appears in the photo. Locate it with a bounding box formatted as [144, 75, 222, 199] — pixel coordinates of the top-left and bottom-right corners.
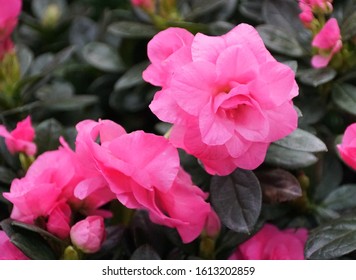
[0, 230, 29, 260]
[229, 224, 308, 260]
[0, 0, 21, 41]
[337, 123, 356, 170]
[75, 119, 211, 243]
[311, 18, 342, 68]
[146, 24, 299, 175]
[0, 116, 37, 156]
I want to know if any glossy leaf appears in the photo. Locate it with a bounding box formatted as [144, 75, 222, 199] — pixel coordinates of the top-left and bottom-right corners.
[256, 169, 302, 203]
[108, 21, 157, 39]
[210, 169, 262, 234]
[323, 184, 356, 211]
[130, 245, 161, 260]
[83, 42, 125, 73]
[238, 0, 264, 22]
[274, 128, 327, 153]
[332, 83, 356, 116]
[35, 118, 63, 154]
[265, 144, 318, 169]
[305, 215, 356, 259]
[114, 61, 149, 91]
[298, 68, 337, 87]
[257, 24, 304, 57]
[0, 166, 16, 184]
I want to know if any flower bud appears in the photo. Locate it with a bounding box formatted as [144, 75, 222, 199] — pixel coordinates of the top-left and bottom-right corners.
[70, 216, 105, 254]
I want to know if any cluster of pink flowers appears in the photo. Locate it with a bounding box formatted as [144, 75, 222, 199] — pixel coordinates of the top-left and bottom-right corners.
[229, 224, 308, 260]
[143, 24, 299, 175]
[298, 0, 342, 68]
[0, 0, 21, 60]
[311, 18, 342, 68]
[0, 116, 213, 258]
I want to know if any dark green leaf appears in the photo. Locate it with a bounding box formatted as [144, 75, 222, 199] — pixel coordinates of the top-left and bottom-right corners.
[298, 68, 337, 87]
[36, 81, 74, 101]
[305, 215, 356, 259]
[323, 184, 356, 211]
[208, 21, 234, 35]
[238, 0, 263, 22]
[114, 61, 149, 91]
[83, 42, 125, 73]
[45, 95, 98, 111]
[256, 168, 302, 203]
[16, 45, 34, 78]
[184, 0, 228, 21]
[332, 83, 356, 116]
[0, 219, 57, 260]
[283, 60, 298, 74]
[108, 21, 157, 39]
[35, 118, 63, 153]
[257, 24, 304, 57]
[265, 144, 318, 169]
[314, 154, 343, 202]
[0, 166, 16, 184]
[69, 17, 98, 49]
[210, 169, 262, 234]
[30, 53, 55, 76]
[341, 11, 356, 40]
[274, 128, 327, 153]
[130, 245, 161, 260]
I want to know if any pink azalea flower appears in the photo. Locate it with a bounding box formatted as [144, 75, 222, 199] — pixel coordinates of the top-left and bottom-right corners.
[0, 230, 29, 260]
[146, 24, 299, 175]
[229, 224, 308, 260]
[70, 216, 105, 254]
[0, 0, 22, 41]
[203, 209, 221, 238]
[75, 119, 211, 243]
[337, 123, 356, 170]
[311, 18, 342, 68]
[3, 148, 77, 236]
[0, 116, 37, 156]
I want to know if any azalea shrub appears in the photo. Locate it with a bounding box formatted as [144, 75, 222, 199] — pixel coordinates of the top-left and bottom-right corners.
[0, 0, 356, 260]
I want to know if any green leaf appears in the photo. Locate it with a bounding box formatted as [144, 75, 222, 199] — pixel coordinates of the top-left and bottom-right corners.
[35, 118, 63, 153]
[265, 144, 318, 169]
[30, 53, 55, 76]
[210, 169, 262, 234]
[314, 154, 343, 202]
[184, 0, 229, 21]
[0, 166, 16, 184]
[208, 21, 234, 35]
[341, 11, 356, 40]
[305, 215, 356, 259]
[323, 184, 356, 211]
[257, 24, 304, 57]
[16, 45, 34, 78]
[130, 245, 161, 260]
[114, 61, 149, 92]
[36, 80, 74, 101]
[332, 83, 356, 116]
[69, 16, 98, 49]
[108, 21, 157, 39]
[256, 168, 302, 203]
[238, 0, 263, 22]
[274, 128, 327, 153]
[0, 219, 57, 260]
[45, 95, 98, 111]
[83, 42, 125, 73]
[298, 68, 337, 87]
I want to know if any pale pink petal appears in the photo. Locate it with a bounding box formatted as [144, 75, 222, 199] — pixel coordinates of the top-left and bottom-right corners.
[232, 142, 270, 170]
[47, 203, 71, 239]
[191, 32, 227, 63]
[311, 54, 331, 68]
[312, 18, 341, 49]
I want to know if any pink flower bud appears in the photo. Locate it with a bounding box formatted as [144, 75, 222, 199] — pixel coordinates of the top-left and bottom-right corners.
[70, 216, 105, 254]
[131, 0, 155, 12]
[0, 116, 37, 156]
